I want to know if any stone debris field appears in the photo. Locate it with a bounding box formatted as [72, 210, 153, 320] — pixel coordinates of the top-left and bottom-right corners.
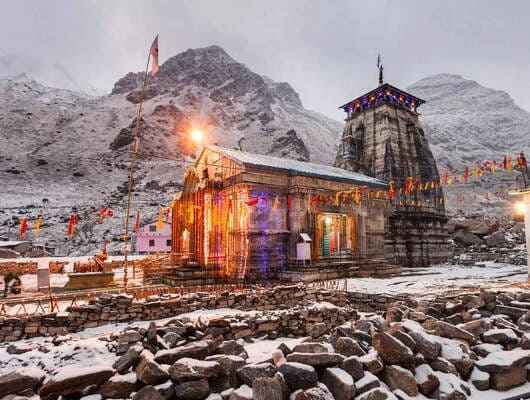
[2, 283, 530, 399]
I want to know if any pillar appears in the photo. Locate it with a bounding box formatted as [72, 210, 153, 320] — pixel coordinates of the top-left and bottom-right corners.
[524, 194, 530, 280]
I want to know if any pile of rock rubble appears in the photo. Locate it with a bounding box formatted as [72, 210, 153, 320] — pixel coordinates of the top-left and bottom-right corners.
[3, 288, 530, 399]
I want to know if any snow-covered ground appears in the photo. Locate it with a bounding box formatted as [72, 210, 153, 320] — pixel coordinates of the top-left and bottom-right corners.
[346, 262, 527, 296]
[2, 305, 530, 400]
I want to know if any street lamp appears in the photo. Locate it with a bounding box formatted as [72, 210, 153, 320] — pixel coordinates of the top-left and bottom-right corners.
[510, 189, 530, 279]
[191, 129, 204, 145]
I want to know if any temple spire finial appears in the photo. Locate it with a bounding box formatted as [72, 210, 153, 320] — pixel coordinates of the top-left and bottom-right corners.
[377, 53, 384, 86]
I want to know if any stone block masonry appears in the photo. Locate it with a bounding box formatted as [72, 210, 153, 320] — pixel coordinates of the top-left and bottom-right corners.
[0, 285, 407, 342]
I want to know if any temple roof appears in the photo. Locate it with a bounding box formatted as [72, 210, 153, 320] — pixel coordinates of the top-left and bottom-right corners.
[339, 83, 426, 114]
[204, 146, 387, 188]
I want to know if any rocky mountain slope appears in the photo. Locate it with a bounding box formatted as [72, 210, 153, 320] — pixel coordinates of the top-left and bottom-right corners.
[0, 46, 342, 255]
[408, 73, 530, 171]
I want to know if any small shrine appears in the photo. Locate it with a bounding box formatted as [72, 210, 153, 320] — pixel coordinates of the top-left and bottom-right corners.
[170, 145, 397, 282]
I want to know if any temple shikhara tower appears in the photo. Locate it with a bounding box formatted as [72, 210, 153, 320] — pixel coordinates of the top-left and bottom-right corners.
[335, 60, 449, 267]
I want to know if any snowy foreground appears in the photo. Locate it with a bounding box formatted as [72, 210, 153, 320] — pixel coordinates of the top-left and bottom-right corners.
[2, 309, 530, 400]
[346, 262, 528, 296]
[4, 285, 530, 400]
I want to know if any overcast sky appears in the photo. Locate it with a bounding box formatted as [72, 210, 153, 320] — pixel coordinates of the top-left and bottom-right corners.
[1, 0, 530, 119]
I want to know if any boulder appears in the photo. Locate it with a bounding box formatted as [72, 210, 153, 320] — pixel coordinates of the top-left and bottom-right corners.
[453, 230, 483, 246]
[173, 379, 210, 400]
[485, 231, 506, 247]
[407, 331, 441, 361]
[286, 352, 345, 368]
[355, 372, 381, 395]
[309, 322, 329, 338]
[252, 372, 289, 400]
[434, 321, 476, 344]
[168, 358, 222, 382]
[477, 349, 530, 371]
[292, 342, 328, 353]
[136, 350, 169, 386]
[0, 367, 45, 398]
[358, 351, 384, 375]
[154, 380, 176, 400]
[321, 367, 355, 400]
[6, 343, 32, 355]
[491, 367, 526, 391]
[431, 357, 458, 375]
[113, 345, 143, 374]
[433, 371, 470, 400]
[237, 363, 277, 386]
[457, 319, 491, 337]
[341, 356, 364, 380]
[132, 385, 164, 400]
[482, 328, 519, 345]
[99, 372, 138, 399]
[470, 367, 490, 391]
[390, 330, 416, 352]
[217, 340, 248, 359]
[205, 355, 246, 387]
[292, 382, 334, 400]
[373, 332, 413, 366]
[154, 341, 210, 365]
[414, 364, 439, 396]
[335, 337, 365, 357]
[382, 366, 417, 397]
[39, 365, 114, 400]
[355, 387, 397, 400]
[494, 305, 528, 320]
[271, 349, 286, 367]
[471, 343, 503, 357]
[229, 384, 252, 400]
[278, 362, 318, 391]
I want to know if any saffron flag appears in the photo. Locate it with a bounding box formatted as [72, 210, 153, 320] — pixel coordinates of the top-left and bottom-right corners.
[34, 215, 43, 236]
[388, 181, 395, 199]
[19, 217, 28, 240]
[150, 35, 159, 76]
[156, 207, 165, 231]
[67, 213, 78, 238]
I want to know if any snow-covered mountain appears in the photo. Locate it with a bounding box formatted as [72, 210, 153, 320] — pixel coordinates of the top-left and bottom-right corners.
[0, 45, 342, 254]
[407, 74, 530, 217]
[0, 53, 104, 96]
[408, 73, 530, 170]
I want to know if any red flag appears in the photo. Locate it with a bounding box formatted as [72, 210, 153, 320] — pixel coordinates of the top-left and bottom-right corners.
[150, 35, 159, 76]
[245, 197, 258, 206]
[19, 217, 28, 240]
[67, 213, 78, 238]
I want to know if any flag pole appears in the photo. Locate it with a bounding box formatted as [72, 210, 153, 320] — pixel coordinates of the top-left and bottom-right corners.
[123, 37, 155, 290]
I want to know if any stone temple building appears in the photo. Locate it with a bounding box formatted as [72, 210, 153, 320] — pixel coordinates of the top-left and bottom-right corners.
[335, 79, 449, 267]
[170, 145, 398, 282]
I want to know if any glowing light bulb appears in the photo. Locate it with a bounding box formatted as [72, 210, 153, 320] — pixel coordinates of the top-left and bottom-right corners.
[515, 202, 527, 215]
[191, 129, 204, 144]
[325, 216, 332, 225]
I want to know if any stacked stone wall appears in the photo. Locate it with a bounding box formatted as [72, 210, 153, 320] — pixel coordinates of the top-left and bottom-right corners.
[0, 285, 409, 342]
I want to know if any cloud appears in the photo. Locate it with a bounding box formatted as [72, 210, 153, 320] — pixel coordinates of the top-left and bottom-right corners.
[1, 0, 529, 119]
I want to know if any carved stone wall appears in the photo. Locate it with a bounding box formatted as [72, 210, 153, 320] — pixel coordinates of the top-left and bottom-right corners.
[336, 101, 449, 267]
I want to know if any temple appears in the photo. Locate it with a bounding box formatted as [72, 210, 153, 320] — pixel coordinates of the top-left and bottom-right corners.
[170, 145, 399, 282]
[335, 69, 449, 267]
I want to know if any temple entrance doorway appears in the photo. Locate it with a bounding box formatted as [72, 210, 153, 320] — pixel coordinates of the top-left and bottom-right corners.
[316, 213, 357, 259]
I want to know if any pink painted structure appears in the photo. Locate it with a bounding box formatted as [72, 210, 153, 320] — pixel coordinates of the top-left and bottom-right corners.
[136, 223, 171, 254]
